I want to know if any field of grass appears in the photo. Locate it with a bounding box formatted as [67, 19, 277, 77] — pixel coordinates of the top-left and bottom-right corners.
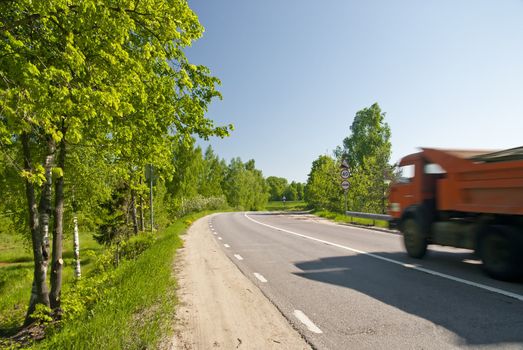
[264, 200, 309, 211]
[314, 210, 390, 229]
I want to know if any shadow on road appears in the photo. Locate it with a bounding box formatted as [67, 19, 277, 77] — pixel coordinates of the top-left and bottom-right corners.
[293, 252, 523, 347]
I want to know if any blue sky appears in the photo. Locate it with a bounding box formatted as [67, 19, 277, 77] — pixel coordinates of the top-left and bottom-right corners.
[186, 0, 523, 183]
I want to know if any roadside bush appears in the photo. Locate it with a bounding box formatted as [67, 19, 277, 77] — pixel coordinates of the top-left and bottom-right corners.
[176, 195, 227, 216]
[118, 233, 157, 261]
[58, 232, 157, 324]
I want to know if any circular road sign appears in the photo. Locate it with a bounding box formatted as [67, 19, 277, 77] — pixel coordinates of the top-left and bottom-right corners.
[340, 169, 350, 179]
[341, 180, 350, 190]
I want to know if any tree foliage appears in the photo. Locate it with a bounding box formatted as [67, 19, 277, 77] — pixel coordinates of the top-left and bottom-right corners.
[222, 158, 269, 210]
[337, 103, 392, 213]
[306, 103, 393, 213]
[0, 0, 232, 323]
[266, 176, 288, 201]
[337, 103, 391, 170]
[305, 155, 343, 211]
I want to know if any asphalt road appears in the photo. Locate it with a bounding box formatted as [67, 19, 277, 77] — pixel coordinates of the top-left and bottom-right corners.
[207, 212, 523, 350]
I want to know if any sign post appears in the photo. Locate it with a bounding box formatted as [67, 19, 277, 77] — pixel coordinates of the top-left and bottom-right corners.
[340, 160, 351, 214]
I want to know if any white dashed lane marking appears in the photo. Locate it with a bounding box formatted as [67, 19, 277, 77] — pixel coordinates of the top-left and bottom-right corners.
[293, 310, 322, 334]
[234, 254, 243, 261]
[253, 273, 267, 283]
[224, 244, 230, 248]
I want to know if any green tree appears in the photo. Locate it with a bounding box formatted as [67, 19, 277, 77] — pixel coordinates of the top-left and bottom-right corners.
[199, 146, 226, 198]
[295, 182, 305, 201]
[336, 103, 392, 213]
[337, 103, 391, 170]
[283, 181, 299, 201]
[305, 155, 342, 211]
[222, 158, 268, 210]
[266, 176, 288, 201]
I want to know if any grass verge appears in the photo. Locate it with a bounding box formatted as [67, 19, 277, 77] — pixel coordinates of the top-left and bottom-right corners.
[0, 211, 213, 349]
[314, 210, 390, 229]
[31, 211, 211, 349]
[264, 201, 308, 211]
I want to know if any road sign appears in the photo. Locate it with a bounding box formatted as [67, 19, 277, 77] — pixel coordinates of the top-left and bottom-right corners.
[340, 169, 350, 179]
[341, 180, 350, 190]
[341, 159, 349, 169]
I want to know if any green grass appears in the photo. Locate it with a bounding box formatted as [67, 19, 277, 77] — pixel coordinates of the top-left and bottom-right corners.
[0, 230, 103, 339]
[0, 232, 33, 334]
[31, 211, 213, 350]
[0, 262, 33, 335]
[314, 210, 390, 229]
[0, 232, 33, 264]
[264, 200, 308, 211]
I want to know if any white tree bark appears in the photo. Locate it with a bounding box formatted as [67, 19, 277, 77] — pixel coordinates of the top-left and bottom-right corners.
[73, 215, 81, 278]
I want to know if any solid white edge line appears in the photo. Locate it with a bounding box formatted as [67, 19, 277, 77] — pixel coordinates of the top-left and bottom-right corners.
[224, 244, 230, 248]
[244, 213, 523, 302]
[234, 254, 243, 261]
[254, 272, 268, 283]
[293, 310, 323, 334]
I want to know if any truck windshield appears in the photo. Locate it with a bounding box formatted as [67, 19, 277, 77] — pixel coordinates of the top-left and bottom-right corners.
[397, 164, 415, 183]
[424, 163, 446, 174]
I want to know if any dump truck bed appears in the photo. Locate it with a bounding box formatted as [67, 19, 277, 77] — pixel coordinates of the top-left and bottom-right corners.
[421, 147, 523, 216]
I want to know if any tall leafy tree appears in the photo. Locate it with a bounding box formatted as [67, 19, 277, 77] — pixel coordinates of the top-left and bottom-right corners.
[283, 181, 303, 201]
[222, 158, 268, 210]
[336, 103, 392, 213]
[199, 145, 226, 197]
[295, 182, 305, 201]
[266, 176, 288, 201]
[305, 155, 342, 211]
[337, 103, 391, 170]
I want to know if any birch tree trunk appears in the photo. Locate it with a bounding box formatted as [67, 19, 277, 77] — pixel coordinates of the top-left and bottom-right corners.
[73, 214, 81, 278]
[23, 133, 51, 324]
[50, 138, 65, 312]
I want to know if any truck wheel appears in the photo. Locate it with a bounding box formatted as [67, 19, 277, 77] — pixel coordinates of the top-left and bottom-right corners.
[478, 225, 523, 281]
[403, 218, 428, 259]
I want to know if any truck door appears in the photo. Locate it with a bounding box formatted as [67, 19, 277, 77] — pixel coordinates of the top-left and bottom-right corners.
[389, 162, 419, 218]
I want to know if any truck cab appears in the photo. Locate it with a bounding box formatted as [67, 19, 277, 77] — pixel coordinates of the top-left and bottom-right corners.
[389, 152, 445, 227]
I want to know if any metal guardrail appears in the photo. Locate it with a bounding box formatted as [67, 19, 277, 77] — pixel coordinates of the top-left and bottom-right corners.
[345, 211, 392, 222]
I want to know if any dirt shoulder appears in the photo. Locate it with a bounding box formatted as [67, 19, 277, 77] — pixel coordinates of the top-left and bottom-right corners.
[170, 214, 311, 350]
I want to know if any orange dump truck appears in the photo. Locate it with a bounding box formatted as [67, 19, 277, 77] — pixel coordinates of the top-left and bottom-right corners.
[388, 147, 523, 280]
